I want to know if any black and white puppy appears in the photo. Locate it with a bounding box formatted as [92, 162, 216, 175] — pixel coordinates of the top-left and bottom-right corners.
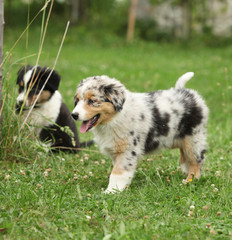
[16, 65, 93, 151]
[72, 73, 209, 193]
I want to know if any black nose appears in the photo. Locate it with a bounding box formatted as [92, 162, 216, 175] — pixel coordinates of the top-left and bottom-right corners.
[72, 112, 79, 120]
[16, 101, 23, 114]
[18, 100, 24, 105]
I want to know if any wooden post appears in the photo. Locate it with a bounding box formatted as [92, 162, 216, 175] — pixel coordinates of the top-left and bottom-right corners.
[126, 0, 138, 43]
[0, 0, 4, 131]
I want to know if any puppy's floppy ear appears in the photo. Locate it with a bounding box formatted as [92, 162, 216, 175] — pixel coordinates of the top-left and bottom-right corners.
[16, 65, 33, 84]
[103, 83, 126, 112]
[44, 69, 61, 92]
[35, 67, 61, 92]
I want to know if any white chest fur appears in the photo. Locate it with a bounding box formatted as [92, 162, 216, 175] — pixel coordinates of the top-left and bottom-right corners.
[23, 91, 62, 136]
[93, 92, 152, 157]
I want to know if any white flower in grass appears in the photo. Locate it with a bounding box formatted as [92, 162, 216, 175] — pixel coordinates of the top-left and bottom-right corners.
[187, 211, 194, 217]
[206, 223, 211, 228]
[215, 171, 221, 177]
[86, 215, 91, 220]
[213, 188, 219, 193]
[20, 170, 25, 175]
[190, 205, 195, 210]
[5, 174, 10, 181]
[44, 171, 49, 177]
[210, 229, 216, 234]
[89, 172, 93, 176]
[182, 179, 188, 185]
[202, 205, 209, 211]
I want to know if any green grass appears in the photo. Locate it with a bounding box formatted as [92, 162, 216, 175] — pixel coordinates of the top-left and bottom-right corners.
[1, 24, 232, 239]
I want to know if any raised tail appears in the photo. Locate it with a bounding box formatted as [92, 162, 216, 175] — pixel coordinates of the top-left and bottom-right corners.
[175, 72, 194, 89]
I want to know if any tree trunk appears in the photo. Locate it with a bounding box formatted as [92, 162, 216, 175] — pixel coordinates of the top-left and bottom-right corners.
[181, 0, 192, 39]
[70, 0, 80, 25]
[127, 0, 138, 43]
[0, 0, 4, 131]
[78, 0, 87, 24]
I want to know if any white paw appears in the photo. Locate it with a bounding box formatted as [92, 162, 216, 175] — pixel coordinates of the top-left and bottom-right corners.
[104, 171, 134, 194]
[104, 187, 121, 194]
[181, 162, 189, 175]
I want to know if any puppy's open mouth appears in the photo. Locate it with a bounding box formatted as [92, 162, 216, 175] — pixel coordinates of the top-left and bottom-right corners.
[80, 114, 100, 133]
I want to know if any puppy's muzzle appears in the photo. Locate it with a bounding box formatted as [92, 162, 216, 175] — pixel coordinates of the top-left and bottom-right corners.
[16, 100, 24, 114]
[72, 112, 79, 120]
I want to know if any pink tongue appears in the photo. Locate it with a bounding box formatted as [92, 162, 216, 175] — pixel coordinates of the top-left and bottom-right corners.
[80, 120, 91, 133]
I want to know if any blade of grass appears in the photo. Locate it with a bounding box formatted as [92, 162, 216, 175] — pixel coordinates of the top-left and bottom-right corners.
[18, 0, 54, 119]
[1, 1, 52, 160]
[40, 0, 48, 47]
[21, 20, 70, 130]
[0, 0, 50, 69]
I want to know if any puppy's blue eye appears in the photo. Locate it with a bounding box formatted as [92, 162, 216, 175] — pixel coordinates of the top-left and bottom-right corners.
[88, 99, 96, 105]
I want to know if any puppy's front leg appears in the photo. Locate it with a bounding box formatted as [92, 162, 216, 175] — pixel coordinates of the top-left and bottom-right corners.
[105, 155, 136, 194]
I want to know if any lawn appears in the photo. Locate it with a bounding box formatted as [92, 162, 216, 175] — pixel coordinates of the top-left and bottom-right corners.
[0, 24, 232, 239]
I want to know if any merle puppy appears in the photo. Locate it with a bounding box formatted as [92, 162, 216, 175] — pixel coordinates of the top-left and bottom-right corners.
[72, 72, 209, 193]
